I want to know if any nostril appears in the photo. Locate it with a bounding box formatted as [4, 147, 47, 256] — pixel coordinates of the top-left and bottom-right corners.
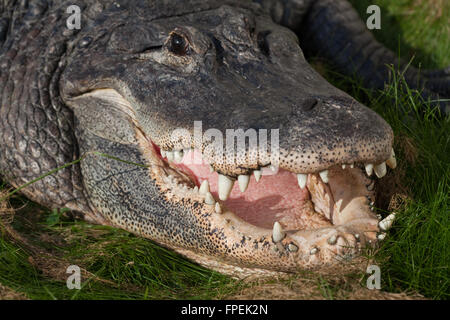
[302, 98, 321, 111]
[210, 35, 224, 65]
[257, 31, 271, 56]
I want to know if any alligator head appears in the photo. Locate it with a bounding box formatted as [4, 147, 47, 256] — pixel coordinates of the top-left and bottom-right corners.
[60, 4, 395, 276]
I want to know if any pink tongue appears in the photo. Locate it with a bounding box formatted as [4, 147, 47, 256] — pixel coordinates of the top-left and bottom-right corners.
[176, 150, 310, 229]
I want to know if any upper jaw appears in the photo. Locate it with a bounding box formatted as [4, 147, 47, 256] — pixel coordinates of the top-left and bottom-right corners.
[152, 96, 395, 177]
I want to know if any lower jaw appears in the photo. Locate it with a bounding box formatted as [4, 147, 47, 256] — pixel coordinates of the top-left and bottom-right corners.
[172, 222, 378, 277]
[134, 132, 385, 274]
[169, 207, 380, 276]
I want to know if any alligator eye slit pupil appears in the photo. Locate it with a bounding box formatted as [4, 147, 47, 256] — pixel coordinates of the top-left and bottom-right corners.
[169, 33, 188, 56]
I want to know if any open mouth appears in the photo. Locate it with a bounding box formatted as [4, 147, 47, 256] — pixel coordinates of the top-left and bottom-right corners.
[139, 134, 397, 262]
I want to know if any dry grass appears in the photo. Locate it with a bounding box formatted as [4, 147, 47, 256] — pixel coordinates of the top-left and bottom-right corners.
[229, 279, 424, 300]
[0, 283, 28, 300]
[227, 257, 426, 300]
[411, 0, 445, 21]
[0, 191, 130, 293]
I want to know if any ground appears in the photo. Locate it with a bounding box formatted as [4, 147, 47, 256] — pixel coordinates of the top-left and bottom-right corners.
[0, 0, 448, 300]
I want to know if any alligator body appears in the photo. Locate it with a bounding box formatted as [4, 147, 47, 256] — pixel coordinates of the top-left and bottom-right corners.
[0, 0, 447, 277]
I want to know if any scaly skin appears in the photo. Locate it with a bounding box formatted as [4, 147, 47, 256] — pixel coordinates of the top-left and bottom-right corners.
[0, 0, 447, 276]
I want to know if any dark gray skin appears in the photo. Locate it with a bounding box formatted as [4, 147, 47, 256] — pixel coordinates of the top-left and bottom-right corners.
[0, 0, 447, 276]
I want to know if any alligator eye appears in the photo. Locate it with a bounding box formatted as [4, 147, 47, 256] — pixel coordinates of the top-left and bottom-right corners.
[168, 32, 189, 56]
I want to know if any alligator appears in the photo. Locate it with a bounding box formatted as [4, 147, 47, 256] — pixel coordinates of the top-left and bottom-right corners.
[0, 0, 448, 277]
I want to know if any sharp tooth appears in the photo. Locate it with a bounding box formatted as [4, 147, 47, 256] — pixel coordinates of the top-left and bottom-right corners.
[253, 170, 262, 182]
[342, 164, 346, 169]
[319, 170, 329, 183]
[215, 202, 222, 214]
[199, 180, 210, 195]
[218, 174, 234, 201]
[386, 148, 397, 169]
[237, 175, 250, 193]
[377, 233, 386, 241]
[209, 164, 214, 173]
[350, 164, 354, 168]
[174, 150, 184, 163]
[193, 186, 199, 193]
[354, 234, 360, 241]
[288, 243, 298, 252]
[379, 213, 396, 231]
[367, 180, 375, 191]
[161, 150, 167, 158]
[327, 235, 337, 245]
[272, 221, 285, 243]
[166, 151, 174, 161]
[365, 163, 374, 176]
[297, 173, 307, 189]
[310, 247, 318, 255]
[204, 192, 215, 205]
[374, 162, 387, 178]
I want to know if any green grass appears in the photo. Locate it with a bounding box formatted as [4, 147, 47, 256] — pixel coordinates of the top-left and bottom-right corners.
[343, 0, 450, 299]
[0, 202, 242, 299]
[350, 0, 450, 69]
[0, 1, 449, 300]
[317, 66, 449, 299]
